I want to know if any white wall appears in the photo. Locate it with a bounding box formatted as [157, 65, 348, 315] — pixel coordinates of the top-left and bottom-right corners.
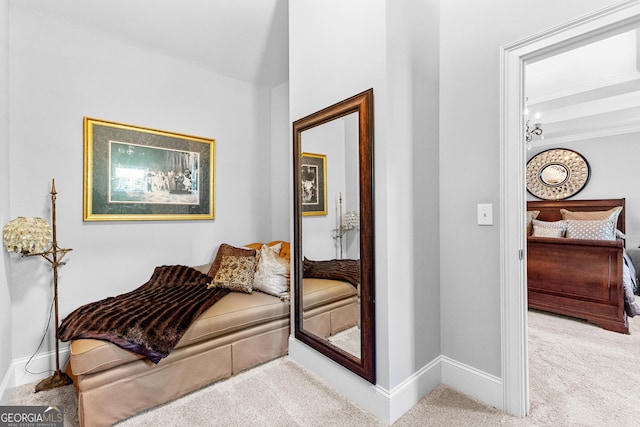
[288, 0, 389, 419]
[385, 0, 441, 393]
[270, 82, 291, 240]
[0, 0, 13, 402]
[527, 132, 640, 246]
[439, 0, 621, 386]
[289, 0, 441, 422]
[8, 7, 280, 384]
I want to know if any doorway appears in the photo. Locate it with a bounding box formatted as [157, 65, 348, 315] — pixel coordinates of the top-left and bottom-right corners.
[500, 0, 640, 418]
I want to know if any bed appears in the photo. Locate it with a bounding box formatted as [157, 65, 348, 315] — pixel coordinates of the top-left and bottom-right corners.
[527, 198, 639, 334]
[59, 241, 362, 426]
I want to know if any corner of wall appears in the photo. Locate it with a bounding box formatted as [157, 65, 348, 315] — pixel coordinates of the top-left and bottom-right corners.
[1, 0, 13, 401]
[0, 362, 15, 404]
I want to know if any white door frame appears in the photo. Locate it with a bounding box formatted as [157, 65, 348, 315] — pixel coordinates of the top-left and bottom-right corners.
[500, 0, 640, 417]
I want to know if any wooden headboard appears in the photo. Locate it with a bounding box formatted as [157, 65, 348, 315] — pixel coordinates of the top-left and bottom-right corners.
[527, 198, 626, 233]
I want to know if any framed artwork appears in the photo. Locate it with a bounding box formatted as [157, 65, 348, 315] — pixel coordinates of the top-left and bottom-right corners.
[526, 148, 590, 200]
[83, 117, 215, 221]
[301, 152, 327, 216]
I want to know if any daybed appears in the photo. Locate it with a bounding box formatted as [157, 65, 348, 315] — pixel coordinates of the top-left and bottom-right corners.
[527, 198, 639, 334]
[60, 241, 359, 427]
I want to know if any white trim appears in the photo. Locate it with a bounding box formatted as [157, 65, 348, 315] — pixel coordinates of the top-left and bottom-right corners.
[529, 123, 640, 147]
[440, 355, 503, 410]
[289, 338, 391, 423]
[12, 347, 70, 388]
[0, 347, 69, 403]
[500, 29, 529, 417]
[0, 363, 15, 404]
[386, 355, 440, 423]
[500, 0, 640, 419]
[526, 70, 640, 105]
[290, 337, 505, 424]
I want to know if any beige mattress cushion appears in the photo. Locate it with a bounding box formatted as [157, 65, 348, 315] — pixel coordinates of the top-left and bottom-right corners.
[70, 291, 289, 376]
[302, 278, 358, 311]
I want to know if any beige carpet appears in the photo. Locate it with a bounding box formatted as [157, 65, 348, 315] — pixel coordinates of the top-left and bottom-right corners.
[328, 326, 361, 358]
[7, 311, 640, 426]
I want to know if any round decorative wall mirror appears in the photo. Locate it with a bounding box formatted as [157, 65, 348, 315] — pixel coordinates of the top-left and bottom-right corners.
[526, 148, 590, 200]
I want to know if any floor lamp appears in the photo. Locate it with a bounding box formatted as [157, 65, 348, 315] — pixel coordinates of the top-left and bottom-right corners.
[2, 179, 73, 392]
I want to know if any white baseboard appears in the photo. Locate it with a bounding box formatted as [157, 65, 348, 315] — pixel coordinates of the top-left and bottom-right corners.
[12, 347, 70, 388]
[5, 340, 504, 421]
[0, 363, 15, 404]
[386, 355, 441, 423]
[440, 355, 503, 410]
[289, 338, 442, 424]
[289, 338, 504, 424]
[289, 338, 393, 423]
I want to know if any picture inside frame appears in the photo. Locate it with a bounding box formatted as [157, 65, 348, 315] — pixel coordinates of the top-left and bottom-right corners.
[109, 142, 200, 205]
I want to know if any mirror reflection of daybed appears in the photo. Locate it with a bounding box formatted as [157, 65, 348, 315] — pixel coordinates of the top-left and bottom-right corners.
[527, 198, 639, 334]
[58, 241, 360, 427]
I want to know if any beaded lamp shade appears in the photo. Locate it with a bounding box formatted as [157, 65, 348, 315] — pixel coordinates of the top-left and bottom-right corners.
[2, 217, 52, 254]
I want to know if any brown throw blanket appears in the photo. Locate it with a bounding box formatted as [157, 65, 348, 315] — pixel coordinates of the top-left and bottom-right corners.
[303, 257, 360, 287]
[58, 265, 230, 363]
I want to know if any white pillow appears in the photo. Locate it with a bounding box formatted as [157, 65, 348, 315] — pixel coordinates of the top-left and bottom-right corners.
[532, 219, 566, 238]
[252, 244, 290, 298]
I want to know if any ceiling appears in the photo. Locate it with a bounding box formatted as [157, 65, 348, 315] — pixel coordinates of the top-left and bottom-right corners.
[10, 0, 289, 87]
[13, 1, 637, 139]
[526, 28, 640, 146]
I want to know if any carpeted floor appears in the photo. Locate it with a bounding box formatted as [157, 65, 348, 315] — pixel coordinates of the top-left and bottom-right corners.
[7, 310, 640, 426]
[328, 326, 361, 358]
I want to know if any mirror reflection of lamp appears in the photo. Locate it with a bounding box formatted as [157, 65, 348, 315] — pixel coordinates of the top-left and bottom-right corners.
[2, 179, 73, 392]
[331, 192, 359, 259]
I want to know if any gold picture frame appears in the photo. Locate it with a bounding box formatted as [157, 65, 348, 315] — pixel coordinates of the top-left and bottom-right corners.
[83, 117, 215, 221]
[301, 152, 327, 216]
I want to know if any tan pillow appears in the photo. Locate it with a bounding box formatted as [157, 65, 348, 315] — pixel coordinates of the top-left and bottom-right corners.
[565, 219, 616, 241]
[212, 255, 257, 293]
[560, 206, 622, 225]
[253, 244, 290, 297]
[244, 241, 291, 261]
[526, 211, 540, 236]
[532, 219, 566, 238]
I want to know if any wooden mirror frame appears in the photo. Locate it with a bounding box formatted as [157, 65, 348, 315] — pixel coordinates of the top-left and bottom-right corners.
[293, 88, 375, 383]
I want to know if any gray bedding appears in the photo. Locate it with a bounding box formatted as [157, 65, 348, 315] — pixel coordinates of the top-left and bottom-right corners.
[623, 249, 640, 317]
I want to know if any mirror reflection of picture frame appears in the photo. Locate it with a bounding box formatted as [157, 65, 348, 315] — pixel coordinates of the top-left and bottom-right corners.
[301, 152, 327, 216]
[83, 117, 215, 221]
[526, 148, 590, 200]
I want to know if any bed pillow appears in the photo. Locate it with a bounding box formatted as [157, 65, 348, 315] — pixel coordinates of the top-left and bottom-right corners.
[207, 243, 257, 278]
[244, 240, 290, 261]
[565, 219, 616, 241]
[532, 219, 566, 238]
[253, 244, 290, 297]
[560, 206, 622, 226]
[211, 254, 258, 293]
[526, 211, 540, 236]
[303, 257, 360, 286]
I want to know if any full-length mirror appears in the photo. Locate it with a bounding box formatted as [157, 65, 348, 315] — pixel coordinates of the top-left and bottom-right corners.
[293, 89, 375, 383]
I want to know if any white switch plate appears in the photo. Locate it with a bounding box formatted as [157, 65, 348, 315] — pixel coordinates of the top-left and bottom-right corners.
[477, 203, 493, 226]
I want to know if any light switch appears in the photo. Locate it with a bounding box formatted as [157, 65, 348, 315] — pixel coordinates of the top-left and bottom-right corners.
[477, 203, 493, 226]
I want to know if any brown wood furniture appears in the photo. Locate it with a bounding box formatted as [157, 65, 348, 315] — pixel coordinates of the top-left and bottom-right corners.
[527, 198, 628, 334]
